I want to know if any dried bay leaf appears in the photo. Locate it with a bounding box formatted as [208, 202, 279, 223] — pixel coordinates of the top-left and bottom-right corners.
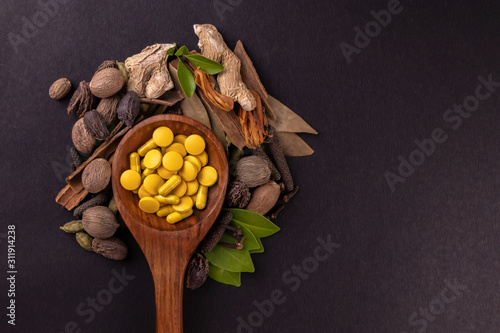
[267, 96, 318, 134]
[277, 132, 314, 157]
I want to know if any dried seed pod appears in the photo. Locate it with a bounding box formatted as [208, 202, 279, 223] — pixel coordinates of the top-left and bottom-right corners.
[225, 180, 251, 208]
[199, 211, 233, 253]
[246, 181, 281, 215]
[235, 156, 271, 188]
[76, 232, 94, 252]
[70, 147, 82, 169]
[185, 253, 209, 290]
[89, 67, 125, 98]
[116, 62, 129, 84]
[67, 81, 95, 117]
[108, 196, 118, 215]
[96, 95, 120, 126]
[49, 78, 71, 100]
[73, 192, 110, 218]
[82, 158, 112, 193]
[253, 147, 281, 181]
[82, 206, 119, 238]
[265, 126, 294, 191]
[72, 118, 96, 154]
[83, 110, 109, 140]
[60, 220, 84, 233]
[92, 237, 128, 260]
[117, 91, 140, 127]
[94, 60, 117, 75]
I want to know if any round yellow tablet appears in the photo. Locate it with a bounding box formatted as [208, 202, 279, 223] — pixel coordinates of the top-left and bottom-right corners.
[197, 166, 218, 186]
[139, 197, 160, 214]
[143, 149, 163, 169]
[120, 170, 142, 191]
[157, 166, 177, 180]
[195, 151, 208, 167]
[184, 134, 206, 155]
[138, 185, 153, 199]
[162, 151, 184, 171]
[184, 156, 201, 173]
[179, 161, 197, 182]
[185, 179, 199, 196]
[143, 174, 164, 195]
[165, 143, 187, 157]
[173, 134, 187, 144]
[173, 196, 194, 213]
[152, 126, 174, 147]
[170, 180, 187, 197]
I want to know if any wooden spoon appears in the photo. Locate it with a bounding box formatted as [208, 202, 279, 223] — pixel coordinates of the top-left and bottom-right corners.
[112, 114, 228, 333]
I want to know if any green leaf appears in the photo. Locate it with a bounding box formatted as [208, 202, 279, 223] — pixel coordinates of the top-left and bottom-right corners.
[225, 208, 280, 238]
[250, 236, 265, 254]
[204, 245, 255, 273]
[177, 60, 196, 98]
[219, 226, 260, 252]
[166, 43, 178, 56]
[185, 54, 224, 75]
[208, 263, 241, 287]
[175, 45, 189, 56]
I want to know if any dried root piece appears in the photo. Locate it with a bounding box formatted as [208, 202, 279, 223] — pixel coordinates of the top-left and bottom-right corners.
[193, 67, 234, 111]
[185, 253, 209, 290]
[193, 24, 256, 111]
[265, 126, 294, 191]
[199, 211, 233, 253]
[238, 90, 268, 148]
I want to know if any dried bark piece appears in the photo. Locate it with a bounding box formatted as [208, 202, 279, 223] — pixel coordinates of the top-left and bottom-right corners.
[81, 158, 111, 193]
[84, 110, 109, 141]
[185, 253, 209, 290]
[55, 184, 88, 210]
[73, 192, 110, 218]
[277, 132, 314, 157]
[267, 96, 318, 134]
[96, 95, 120, 126]
[225, 180, 251, 208]
[92, 237, 128, 260]
[117, 91, 140, 127]
[253, 147, 281, 181]
[246, 181, 281, 216]
[67, 81, 95, 117]
[49, 78, 71, 100]
[199, 211, 233, 253]
[72, 118, 96, 154]
[194, 24, 256, 111]
[125, 43, 175, 98]
[265, 126, 294, 191]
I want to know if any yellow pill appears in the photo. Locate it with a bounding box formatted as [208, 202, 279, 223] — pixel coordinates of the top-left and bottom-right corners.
[196, 185, 208, 210]
[166, 209, 193, 224]
[120, 170, 142, 191]
[196, 151, 208, 167]
[140, 159, 146, 170]
[185, 179, 199, 196]
[144, 149, 163, 169]
[142, 168, 155, 180]
[179, 161, 198, 182]
[158, 175, 181, 196]
[129, 152, 141, 173]
[170, 180, 187, 197]
[174, 134, 187, 144]
[173, 196, 194, 213]
[190, 194, 197, 203]
[197, 166, 218, 187]
[184, 134, 206, 155]
[152, 126, 174, 147]
[139, 197, 160, 214]
[165, 143, 187, 157]
[157, 166, 177, 180]
[143, 174, 164, 195]
[162, 151, 184, 171]
[138, 138, 158, 157]
[161, 147, 167, 155]
[138, 185, 153, 199]
[157, 205, 175, 217]
[154, 195, 180, 205]
[184, 156, 202, 173]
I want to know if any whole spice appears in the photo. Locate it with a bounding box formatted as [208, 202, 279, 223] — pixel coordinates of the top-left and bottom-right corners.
[73, 192, 110, 218]
[96, 95, 120, 126]
[225, 180, 251, 208]
[269, 204, 285, 219]
[75, 232, 94, 252]
[185, 253, 209, 290]
[60, 220, 83, 233]
[283, 185, 300, 203]
[108, 196, 118, 214]
[83, 110, 109, 141]
[70, 147, 82, 169]
[235, 155, 271, 188]
[49, 78, 71, 100]
[72, 118, 96, 154]
[92, 237, 128, 260]
[67, 81, 95, 117]
[265, 126, 294, 191]
[199, 211, 233, 253]
[253, 147, 281, 181]
[89, 67, 125, 98]
[81, 158, 112, 194]
[82, 206, 119, 238]
[245, 181, 281, 216]
[116, 61, 129, 84]
[117, 91, 140, 127]
[94, 60, 117, 75]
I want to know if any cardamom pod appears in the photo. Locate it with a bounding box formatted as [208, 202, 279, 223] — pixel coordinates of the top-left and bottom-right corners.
[82, 206, 119, 238]
[60, 220, 84, 233]
[83, 110, 109, 141]
[76, 232, 94, 252]
[67, 81, 95, 117]
[92, 237, 128, 260]
[108, 196, 118, 215]
[117, 61, 129, 84]
[117, 91, 140, 127]
[185, 253, 209, 290]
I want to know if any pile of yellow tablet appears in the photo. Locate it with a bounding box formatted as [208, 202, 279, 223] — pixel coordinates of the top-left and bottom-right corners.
[120, 126, 218, 224]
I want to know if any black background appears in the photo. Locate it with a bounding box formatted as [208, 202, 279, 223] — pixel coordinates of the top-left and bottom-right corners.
[1, 0, 500, 332]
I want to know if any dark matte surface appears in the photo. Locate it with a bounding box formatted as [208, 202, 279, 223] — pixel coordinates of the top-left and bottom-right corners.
[1, 0, 499, 332]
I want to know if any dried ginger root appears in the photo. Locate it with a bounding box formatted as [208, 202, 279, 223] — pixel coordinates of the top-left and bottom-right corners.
[125, 44, 175, 99]
[193, 24, 256, 111]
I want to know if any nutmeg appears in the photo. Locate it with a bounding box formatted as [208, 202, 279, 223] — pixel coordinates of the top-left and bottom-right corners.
[72, 118, 96, 154]
[92, 237, 128, 260]
[235, 156, 271, 188]
[82, 206, 119, 238]
[82, 158, 111, 193]
[246, 181, 281, 215]
[49, 78, 71, 100]
[89, 67, 125, 98]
